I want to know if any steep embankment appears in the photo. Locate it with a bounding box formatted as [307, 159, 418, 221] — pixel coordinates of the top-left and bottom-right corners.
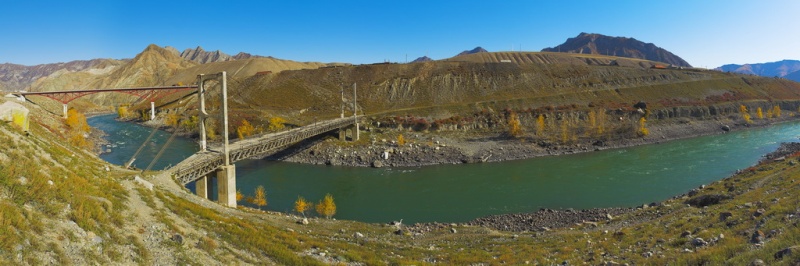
[2, 96, 800, 265]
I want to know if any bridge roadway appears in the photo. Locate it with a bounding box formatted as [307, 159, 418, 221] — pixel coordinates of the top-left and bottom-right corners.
[169, 116, 361, 185]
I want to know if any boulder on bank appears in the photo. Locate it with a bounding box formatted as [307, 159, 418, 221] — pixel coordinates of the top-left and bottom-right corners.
[685, 194, 731, 207]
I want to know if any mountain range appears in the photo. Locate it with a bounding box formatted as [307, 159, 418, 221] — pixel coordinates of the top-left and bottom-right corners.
[6, 33, 800, 96]
[715, 60, 800, 82]
[542, 33, 692, 67]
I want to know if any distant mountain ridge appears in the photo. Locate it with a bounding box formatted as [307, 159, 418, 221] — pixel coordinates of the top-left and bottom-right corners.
[411, 56, 433, 63]
[0, 59, 125, 91]
[456, 47, 488, 57]
[784, 70, 800, 82]
[542, 33, 692, 67]
[177, 46, 264, 64]
[715, 60, 800, 81]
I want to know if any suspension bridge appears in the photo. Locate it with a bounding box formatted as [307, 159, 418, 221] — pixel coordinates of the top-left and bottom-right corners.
[15, 72, 361, 208]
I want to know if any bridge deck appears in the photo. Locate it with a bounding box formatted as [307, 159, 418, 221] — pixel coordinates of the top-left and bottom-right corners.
[170, 116, 361, 185]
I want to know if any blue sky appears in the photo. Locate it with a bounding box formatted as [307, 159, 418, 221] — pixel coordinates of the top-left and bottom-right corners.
[1, 0, 798, 68]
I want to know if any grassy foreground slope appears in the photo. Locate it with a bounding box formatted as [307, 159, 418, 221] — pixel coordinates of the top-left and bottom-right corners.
[2, 98, 800, 265]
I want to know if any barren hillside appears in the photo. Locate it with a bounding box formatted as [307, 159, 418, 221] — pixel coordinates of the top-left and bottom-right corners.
[224, 53, 800, 124]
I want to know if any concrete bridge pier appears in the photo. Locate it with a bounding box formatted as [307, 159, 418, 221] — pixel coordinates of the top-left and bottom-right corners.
[338, 124, 359, 141]
[150, 102, 155, 120]
[195, 174, 210, 199]
[216, 165, 237, 208]
[194, 165, 237, 208]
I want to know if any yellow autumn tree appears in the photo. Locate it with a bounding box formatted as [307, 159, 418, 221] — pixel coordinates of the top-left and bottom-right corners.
[536, 114, 545, 136]
[773, 106, 781, 118]
[268, 117, 286, 131]
[237, 119, 255, 139]
[315, 193, 336, 219]
[294, 196, 311, 217]
[587, 110, 597, 137]
[252, 186, 267, 209]
[165, 113, 180, 127]
[559, 118, 575, 144]
[236, 189, 244, 202]
[66, 109, 90, 132]
[756, 107, 764, 119]
[66, 109, 92, 148]
[117, 106, 129, 118]
[740, 105, 752, 124]
[397, 134, 406, 145]
[638, 117, 649, 136]
[507, 111, 523, 137]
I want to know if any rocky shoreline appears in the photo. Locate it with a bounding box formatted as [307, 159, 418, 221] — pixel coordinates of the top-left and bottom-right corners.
[279, 115, 799, 168]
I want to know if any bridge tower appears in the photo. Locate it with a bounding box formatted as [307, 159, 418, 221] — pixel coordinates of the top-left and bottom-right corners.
[194, 72, 237, 208]
[339, 83, 360, 141]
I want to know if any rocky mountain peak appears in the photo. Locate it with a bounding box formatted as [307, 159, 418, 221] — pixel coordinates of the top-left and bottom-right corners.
[542, 33, 692, 67]
[456, 47, 489, 57]
[411, 56, 433, 63]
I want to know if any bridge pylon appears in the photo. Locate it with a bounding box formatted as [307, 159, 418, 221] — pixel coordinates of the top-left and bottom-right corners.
[339, 82, 360, 141]
[194, 72, 236, 208]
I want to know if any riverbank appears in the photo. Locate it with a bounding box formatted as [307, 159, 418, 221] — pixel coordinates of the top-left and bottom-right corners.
[279, 115, 799, 168]
[403, 141, 800, 238]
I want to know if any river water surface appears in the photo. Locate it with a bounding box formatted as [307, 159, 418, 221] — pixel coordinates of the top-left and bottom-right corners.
[88, 114, 800, 223]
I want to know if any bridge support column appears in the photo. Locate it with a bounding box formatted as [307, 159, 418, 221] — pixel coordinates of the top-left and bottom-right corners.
[354, 122, 359, 141]
[63, 104, 68, 119]
[196, 174, 211, 199]
[338, 125, 360, 141]
[216, 165, 237, 208]
[150, 102, 155, 120]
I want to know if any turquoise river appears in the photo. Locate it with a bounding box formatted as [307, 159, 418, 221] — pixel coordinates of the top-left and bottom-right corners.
[88, 114, 800, 223]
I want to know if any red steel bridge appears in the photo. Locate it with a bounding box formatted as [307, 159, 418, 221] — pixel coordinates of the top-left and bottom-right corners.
[11, 85, 197, 118]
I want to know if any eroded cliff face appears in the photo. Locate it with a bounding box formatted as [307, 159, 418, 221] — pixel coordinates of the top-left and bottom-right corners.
[234, 58, 800, 124]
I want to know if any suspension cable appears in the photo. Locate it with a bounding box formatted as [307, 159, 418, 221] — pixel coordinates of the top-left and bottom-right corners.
[125, 126, 160, 169]
[143, 130, 178, 173]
